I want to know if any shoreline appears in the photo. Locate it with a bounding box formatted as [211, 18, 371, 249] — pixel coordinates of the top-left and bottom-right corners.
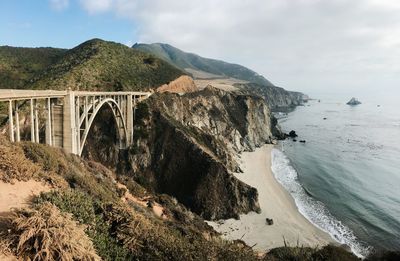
[208, 145, 336, 251]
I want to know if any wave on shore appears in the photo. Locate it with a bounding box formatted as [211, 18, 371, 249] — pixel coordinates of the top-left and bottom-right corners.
[271, 148, 370, 258]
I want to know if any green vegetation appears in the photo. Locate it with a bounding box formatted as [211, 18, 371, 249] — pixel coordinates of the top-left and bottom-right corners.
[133, 43, 274, 86]
[264, 245, 359, 261]
[0, 46, 66, 89]
[0, 39, 185, 92]
[34, 190, 130, 260]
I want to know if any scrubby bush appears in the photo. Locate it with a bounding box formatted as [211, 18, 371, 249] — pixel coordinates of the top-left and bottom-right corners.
[0, 135, 41, 182]
[5, 203, 100, 261]
[264, 245, 360, 261]
[21, 142, 64, 172]
[35, 190, 130, 260]
[34, 190, 97, 225]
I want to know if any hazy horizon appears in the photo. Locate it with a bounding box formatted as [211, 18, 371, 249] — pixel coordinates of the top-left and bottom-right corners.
[1, 0, 399, 97]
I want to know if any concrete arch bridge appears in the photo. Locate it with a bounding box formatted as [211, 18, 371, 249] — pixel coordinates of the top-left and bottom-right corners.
[0, 90, 151, 156]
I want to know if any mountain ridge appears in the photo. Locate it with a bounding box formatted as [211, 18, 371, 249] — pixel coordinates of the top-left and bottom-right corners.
[133, 42, 274, 86]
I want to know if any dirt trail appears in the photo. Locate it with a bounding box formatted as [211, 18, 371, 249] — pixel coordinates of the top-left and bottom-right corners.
[0, 180, 51, 260]
[0, 180, 51, 213]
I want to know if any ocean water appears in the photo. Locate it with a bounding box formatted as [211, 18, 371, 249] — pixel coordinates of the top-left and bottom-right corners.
[271, 97, 400, 257]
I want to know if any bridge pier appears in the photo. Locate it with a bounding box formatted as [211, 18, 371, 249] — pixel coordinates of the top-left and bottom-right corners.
[45, 98, 52, 146]
[14, 101, 20, 142]
[8, 100, 14, 142]
[63, 91, 77, 154]
[126, 95, 133, 145]
[30, 99, 35, 142]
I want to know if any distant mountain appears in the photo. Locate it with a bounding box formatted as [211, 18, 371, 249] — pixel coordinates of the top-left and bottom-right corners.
[132, 43, 274, 86]
[0, 39, 185, 91]
[0, 46, 66, 89]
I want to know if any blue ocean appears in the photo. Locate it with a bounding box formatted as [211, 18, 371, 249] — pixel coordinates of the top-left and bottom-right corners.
[271, 96, 400, 257]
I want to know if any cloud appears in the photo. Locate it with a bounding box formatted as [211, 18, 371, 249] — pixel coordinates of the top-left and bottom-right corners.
[49, 0, 69, 11]
[77, 0, 400, 96]
[79, 0, 113, 14]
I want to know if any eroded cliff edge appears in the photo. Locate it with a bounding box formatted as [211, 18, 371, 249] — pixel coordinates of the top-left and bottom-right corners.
[108, 86, 283, 220]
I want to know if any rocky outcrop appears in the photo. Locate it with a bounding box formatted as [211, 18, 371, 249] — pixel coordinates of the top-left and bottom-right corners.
[156, 75, 198, 93]
[347, 97, 361, 105]
[124, 114, 260, 220]
[118, 86, 281, 220]
[235, 82, 308, 110]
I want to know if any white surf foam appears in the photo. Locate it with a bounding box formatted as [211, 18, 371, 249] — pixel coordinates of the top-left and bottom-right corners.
[271, 148, 371, 258]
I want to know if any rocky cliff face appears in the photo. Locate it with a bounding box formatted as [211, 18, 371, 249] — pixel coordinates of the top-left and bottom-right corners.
[235, 82, 308, 110]
[117, 86, 281, 220]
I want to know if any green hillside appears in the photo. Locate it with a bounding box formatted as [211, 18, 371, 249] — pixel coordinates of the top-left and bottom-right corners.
[0, 39, 185, 92]
[30, 39, 185, 91]
[133, 43, 274, 86]
[0, 46, 66, 89]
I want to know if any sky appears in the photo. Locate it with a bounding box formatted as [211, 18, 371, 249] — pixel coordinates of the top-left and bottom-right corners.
[1, 0, 399, 99]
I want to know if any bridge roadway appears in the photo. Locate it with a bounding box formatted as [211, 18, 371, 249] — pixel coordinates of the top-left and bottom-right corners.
[0, 89, 151, 156]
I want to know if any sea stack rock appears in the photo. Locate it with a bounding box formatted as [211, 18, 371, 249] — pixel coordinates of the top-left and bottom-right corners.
[288, 130, 298, 138]
[346, 97, 361, 105]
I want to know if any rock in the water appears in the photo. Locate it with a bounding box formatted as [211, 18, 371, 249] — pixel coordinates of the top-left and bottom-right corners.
[288, 130, 298, 138]
[299, 140, 306, 143]
[346, 97, 361, 105]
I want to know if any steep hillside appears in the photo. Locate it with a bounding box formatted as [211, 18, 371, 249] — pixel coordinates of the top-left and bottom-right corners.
[133, 43, 274, 86]
[0, 46, 66, 89]
[0, 39, 186, 92]
[28, 39, 185, 91]
[0, 133, 366, 261]
[0, 134, 259, 260]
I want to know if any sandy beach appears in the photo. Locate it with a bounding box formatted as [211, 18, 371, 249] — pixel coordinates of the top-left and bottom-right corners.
[208, 145, 335, 252]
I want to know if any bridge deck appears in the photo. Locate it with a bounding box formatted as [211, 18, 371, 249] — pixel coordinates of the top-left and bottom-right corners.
[0, 89, 151, 101]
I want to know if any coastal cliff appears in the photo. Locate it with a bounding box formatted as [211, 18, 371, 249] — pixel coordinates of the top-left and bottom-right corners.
[235, 82, 308, 110]
[119, 86, 281, 220]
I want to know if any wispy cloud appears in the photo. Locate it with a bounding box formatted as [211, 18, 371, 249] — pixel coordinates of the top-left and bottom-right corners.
[79, 0, 113, 14]
[77, 0, 400, 95]
[49, 0, 69, 11]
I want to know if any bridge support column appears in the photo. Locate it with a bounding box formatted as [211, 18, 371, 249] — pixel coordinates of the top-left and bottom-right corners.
[14, 101, 20, 142]
[126, 95, 133, 146]
[30, 99, 35, 142]
[63, 91, 77, 154]
[8, 100, 14, 142]
[45, 98, 53, 146]
[34, 102, 39, 143]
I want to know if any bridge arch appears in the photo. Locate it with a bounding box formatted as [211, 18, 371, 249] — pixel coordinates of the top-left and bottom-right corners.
[78, 98, 128, 156]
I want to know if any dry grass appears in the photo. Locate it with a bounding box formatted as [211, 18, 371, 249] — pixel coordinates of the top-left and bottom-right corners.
[0, 238, 14, 257]
[5, 203, 100, 261]
[0, 135, 41, 183]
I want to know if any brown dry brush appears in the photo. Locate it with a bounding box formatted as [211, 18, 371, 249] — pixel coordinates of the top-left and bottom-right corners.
[0, 135, 41, 182]
[4, 203, 101, 261]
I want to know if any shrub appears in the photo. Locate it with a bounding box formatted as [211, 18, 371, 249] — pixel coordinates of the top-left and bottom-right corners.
[6, 203, 100, 261]
[264, 245, 360, 261]
[35, 190, 129, 260]
[0, 135, 41, 182]
[21, 142, 64, 172]
[312, 245, 360, 261]
[117, 175, 148, 198]
[34, 190, 97, 226]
